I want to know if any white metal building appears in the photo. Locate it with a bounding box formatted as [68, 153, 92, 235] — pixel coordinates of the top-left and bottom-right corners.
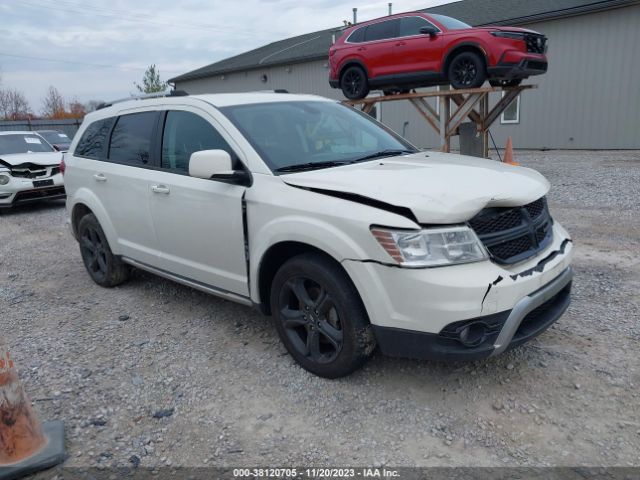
[170, 0, 640, 150]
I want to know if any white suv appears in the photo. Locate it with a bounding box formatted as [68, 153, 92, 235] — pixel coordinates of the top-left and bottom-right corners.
[64, 91, 573, 378]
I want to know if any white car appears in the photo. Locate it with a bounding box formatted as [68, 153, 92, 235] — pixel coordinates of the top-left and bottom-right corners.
[64, 91, 573, 378]
[0, 131, 65, 209]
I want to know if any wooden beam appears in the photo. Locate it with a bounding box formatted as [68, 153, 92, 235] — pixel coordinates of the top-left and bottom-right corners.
[341, 84, 536, 107]
[408, 98, 440, 132]
[362, 103, 376, 115]
[450, 94, 482, 124]
[447, 92, 483, 137]
[439, 95, 450, 152]
[483, 88, 521, 130]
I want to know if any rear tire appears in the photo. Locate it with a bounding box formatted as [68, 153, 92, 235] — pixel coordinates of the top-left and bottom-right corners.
[448, 52, 486, 89]
[77, 213, 130, 287]
[340, 66, 370, 100]
[490, 79, 523, 88]
[270, 253, 375, 378]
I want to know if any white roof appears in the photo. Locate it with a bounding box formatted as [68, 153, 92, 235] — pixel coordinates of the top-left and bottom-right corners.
[0, 131, 45, 136]
[84, 91, 334, 122]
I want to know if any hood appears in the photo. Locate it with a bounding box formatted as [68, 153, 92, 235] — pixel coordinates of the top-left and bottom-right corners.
[473, 25, 542, 35]
[0, 151, 63, 168]
[282, 152, 550, 224]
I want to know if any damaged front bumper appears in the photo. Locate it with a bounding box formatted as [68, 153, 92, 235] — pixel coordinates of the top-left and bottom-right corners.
[0, 171, 65, 208]
[342, 221, 574, 361]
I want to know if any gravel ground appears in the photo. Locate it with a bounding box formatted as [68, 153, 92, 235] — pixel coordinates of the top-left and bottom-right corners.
[1, 150, 639, 472]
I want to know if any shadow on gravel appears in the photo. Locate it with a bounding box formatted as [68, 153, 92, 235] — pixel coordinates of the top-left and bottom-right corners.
[0, 199, 66, 216]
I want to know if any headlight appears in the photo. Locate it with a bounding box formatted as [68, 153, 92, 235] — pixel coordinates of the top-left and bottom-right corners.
[371, 226, 488, 267]
[0, 174, 10, 185]
[491, 31, 526, 40]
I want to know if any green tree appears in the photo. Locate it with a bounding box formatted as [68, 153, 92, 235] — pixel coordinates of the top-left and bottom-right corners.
[134, 64, 168, 94]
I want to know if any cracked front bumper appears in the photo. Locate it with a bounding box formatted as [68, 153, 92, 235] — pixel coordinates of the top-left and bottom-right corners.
[0, 173, 65, 208]
[342, 221, 573, 360]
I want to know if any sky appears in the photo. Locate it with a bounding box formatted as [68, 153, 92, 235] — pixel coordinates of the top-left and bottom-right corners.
[0, 0, 456, 114]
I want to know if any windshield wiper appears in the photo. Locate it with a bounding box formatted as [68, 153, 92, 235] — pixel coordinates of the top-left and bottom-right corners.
[347, 149, 415, 164]
[274, 160, 350, 173]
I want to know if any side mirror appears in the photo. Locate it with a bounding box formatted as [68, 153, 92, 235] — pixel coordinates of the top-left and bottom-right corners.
[420, 25, 438, 37]
[189, 149, 251, 186]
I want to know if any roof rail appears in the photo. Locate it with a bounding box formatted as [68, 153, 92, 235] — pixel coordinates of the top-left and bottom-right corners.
[96, 89, 189, 110]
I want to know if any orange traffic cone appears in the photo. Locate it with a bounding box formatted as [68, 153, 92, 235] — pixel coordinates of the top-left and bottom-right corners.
[0, 341, 65, 478]
[503, 137, 519, 166]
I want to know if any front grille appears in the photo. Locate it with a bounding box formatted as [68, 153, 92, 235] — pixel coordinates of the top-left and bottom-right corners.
[11, 167, 49, 179]
[469, 197, 554, 265]
[525, 34, 547, 54]
[525, 197, 545, 218]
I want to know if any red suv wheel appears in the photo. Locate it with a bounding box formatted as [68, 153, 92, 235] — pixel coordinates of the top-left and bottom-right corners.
[340, 66, 370, 100]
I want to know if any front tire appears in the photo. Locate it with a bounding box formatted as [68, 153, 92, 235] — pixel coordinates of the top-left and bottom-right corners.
[270, 253, 375, 378]
[340, 66, 370, 100]
[77, 213, 130, 287]
[448, 52, 486, 89]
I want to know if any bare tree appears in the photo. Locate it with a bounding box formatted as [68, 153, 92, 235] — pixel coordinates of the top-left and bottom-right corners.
[0, 89, 33, 120]
[42, 86, 67, 118]
[68, 98, 86, 118]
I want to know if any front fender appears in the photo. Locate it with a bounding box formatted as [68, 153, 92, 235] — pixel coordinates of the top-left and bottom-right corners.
[249, 214, 373, 302]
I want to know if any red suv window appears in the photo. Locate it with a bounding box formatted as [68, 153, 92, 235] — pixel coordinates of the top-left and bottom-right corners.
[363, 19, 399, 42]
[399, 16, 434, 37]
[347, 26, 366, 43]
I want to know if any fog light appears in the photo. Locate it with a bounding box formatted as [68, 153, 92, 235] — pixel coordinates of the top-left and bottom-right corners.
[0, 174, 9, 185]
[459, 322, 487, 347]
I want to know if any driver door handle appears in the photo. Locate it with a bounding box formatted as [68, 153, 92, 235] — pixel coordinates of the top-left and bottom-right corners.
[151, 184, 170, 195]
[93, 173, 106, 182]
[395, 41, 406, 46]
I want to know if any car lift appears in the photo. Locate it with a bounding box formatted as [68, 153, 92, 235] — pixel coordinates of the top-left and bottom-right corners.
[343, 85, 535, 158]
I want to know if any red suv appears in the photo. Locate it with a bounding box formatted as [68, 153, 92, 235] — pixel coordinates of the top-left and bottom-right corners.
[329, 13, 548, 99]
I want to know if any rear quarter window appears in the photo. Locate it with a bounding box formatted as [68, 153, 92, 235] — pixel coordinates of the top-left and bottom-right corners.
[74, 118, 115, 159]
[347, 26, 366, 43]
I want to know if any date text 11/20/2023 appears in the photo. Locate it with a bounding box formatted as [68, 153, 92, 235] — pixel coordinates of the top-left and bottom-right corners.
[232, 467, 400, 478]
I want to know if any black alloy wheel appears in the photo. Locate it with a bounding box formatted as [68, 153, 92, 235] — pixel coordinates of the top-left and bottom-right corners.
[448, 52, 486, 89]
[270, 253, 375, 378]
[77, 213, 130, 287]
[80, 224, 108, 280]
[340, 66, 370, 100]
[278, 276, 344, 364]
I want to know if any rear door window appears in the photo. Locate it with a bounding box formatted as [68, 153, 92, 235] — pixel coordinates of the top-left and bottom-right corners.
[364, 19, 399, 42]
[74, 118, 115, 160]
[108, 112, 158, 166]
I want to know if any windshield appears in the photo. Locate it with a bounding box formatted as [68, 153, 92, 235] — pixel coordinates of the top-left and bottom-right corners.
[39, 131, 71, 143]
[0, 134, 55, 155]
[430, 14, 471, 30]
[220, 101, 416, 172]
